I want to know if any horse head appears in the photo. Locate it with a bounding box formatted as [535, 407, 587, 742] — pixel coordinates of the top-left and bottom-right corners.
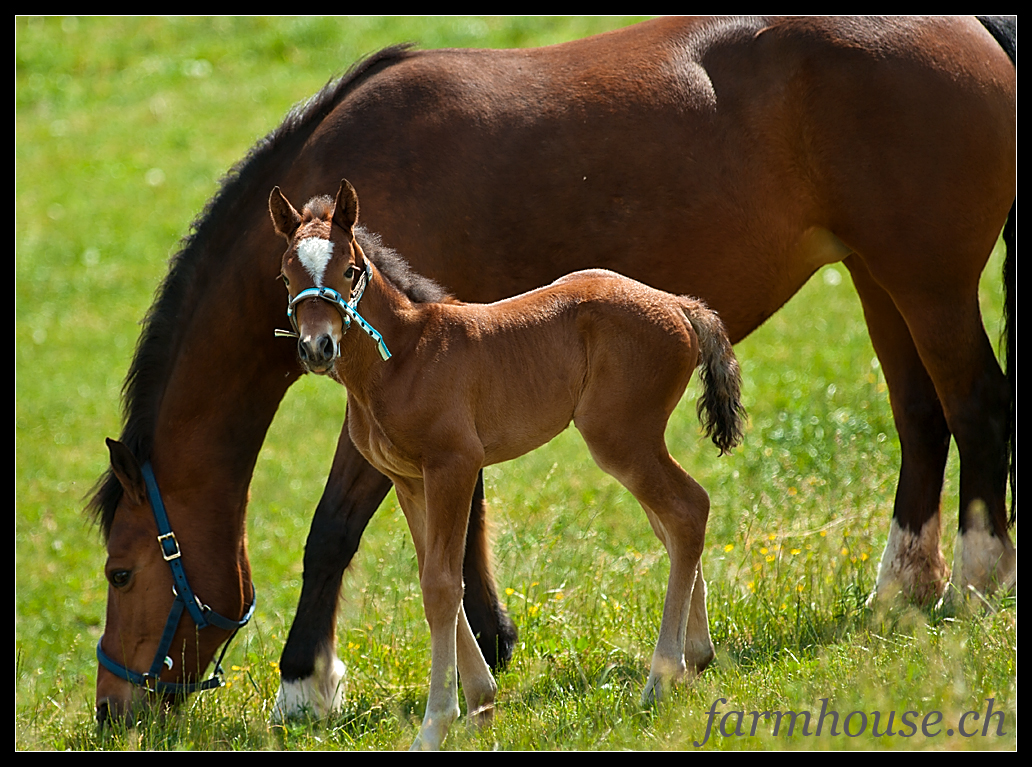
[95, 439, 254, 726]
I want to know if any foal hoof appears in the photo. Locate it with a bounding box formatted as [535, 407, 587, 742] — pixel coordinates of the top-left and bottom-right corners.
[642, 656, 688, 706]
[469, 702, 495, 729]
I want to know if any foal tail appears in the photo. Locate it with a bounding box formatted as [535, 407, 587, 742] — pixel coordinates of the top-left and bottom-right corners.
[681, 298, 745, 455]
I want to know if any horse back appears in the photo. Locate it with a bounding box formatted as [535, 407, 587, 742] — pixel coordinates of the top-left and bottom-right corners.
[302, 16, 1013, 340]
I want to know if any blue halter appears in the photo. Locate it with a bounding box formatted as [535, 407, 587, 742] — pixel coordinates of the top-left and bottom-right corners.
[96, 461, 256, 696]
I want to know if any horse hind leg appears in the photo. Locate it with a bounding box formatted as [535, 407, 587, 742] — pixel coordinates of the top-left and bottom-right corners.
[860, 250, 1014, 604]
[845, 256, 952, 606]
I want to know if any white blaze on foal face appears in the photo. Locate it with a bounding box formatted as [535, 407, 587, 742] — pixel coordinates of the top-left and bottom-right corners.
[296, 237, 334, 286]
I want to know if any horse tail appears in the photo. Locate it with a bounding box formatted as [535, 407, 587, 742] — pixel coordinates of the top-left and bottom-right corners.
[680, 298, 745, 455]
[1004, 200, 1015, 523]
[978, 15, 1016, 523]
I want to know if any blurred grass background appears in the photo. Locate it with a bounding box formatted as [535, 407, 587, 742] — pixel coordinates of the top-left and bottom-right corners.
[16, 16, 1014, 750]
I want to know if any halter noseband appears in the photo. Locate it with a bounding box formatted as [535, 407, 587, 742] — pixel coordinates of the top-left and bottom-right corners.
[275, 263, 392, 361]
[96, 461, 256, 696]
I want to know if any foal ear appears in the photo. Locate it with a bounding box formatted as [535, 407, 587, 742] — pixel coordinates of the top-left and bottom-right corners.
[106, 438, 147, 507]
[332, 178, 359, 234]
[269, 186, 302, 242]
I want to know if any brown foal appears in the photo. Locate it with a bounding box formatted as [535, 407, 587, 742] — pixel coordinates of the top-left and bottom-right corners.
[270, 179, 743, 749]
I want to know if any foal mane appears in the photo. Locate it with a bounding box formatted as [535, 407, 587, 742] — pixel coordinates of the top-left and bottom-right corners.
[87, 45, 418, 539]
[357, 227, 456, 304]
[302, 195, 454, 305]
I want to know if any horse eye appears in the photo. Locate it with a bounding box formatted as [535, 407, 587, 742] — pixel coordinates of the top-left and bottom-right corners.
[108, 569, 131, 588]
[281, 273, 290, 288]
[344, 266, 355, 281]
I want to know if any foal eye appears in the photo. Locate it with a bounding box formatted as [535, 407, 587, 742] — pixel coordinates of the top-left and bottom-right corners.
[108, 569, 131, 588]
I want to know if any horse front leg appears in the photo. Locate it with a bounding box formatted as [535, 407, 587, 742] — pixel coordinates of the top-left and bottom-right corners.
[274, 425, 391, 722]
[463, 473, 518, 668]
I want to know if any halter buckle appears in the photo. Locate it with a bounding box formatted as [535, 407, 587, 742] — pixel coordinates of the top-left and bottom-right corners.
[157, 531, 181, 561]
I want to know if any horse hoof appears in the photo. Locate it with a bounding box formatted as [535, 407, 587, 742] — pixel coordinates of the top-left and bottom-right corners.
[870, 518, 951, 607]
[949, 509, 1016, 608]
[270, 655, 346, 723]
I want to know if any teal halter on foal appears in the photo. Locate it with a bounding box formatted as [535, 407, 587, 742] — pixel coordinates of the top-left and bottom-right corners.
[275, 263, 392, 361]
[96, 461, 256, 696]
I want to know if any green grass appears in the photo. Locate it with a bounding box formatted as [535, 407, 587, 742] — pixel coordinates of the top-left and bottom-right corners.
[16, 16, 1015, 750]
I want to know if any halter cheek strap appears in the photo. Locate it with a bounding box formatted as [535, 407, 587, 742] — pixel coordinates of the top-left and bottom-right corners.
[96, 461, 256, 696]
[275, 263, 392, 361]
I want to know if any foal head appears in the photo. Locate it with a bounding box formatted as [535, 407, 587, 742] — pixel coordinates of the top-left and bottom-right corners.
[269, 179, 366, 374]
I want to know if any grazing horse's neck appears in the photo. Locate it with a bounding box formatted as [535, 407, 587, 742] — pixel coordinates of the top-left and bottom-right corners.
[151, 223, 301, 519]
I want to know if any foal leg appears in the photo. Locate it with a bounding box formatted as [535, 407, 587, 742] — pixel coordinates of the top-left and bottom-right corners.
[580, 419, 709, 703]
[276, 429, 513, 721]
[684, 561, 716, 675]
[456, 603, 497, 727]
[402, 461, 497, 751]
[845, 257, 952, 605]
[636, 465, 710, 704]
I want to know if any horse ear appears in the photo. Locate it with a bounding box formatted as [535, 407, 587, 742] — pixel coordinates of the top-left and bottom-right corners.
[332, 178, 359, 234]
[106, 438, 147, 507]
[269, 186, 302, 241]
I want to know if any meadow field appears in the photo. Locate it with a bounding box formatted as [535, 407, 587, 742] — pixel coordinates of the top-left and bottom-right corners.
[16, 17, 1015, 750]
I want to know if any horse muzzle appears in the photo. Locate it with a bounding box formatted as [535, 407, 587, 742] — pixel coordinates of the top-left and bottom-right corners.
[95, 666, 172, 728]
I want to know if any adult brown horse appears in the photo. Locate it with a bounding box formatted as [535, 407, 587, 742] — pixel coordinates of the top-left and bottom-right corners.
[90, 16, 1016, 724]
[271, 180, 744, 748]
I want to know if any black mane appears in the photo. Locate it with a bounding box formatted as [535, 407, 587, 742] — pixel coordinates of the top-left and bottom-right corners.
[88, 45, 417, 539]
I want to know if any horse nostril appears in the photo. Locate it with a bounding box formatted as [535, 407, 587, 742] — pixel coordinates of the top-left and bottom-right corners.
[298, 334, 337, 370]
[317, 335, 336, 362]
